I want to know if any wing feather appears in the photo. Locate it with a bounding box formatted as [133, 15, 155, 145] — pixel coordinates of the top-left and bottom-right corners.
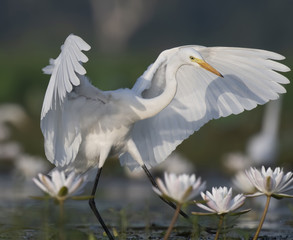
[41, 34, 92, 166]
[120, 46, 290, 171]
[41, 34, 90, 119]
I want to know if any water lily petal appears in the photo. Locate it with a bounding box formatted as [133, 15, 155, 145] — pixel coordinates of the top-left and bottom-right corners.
[51, 170, 64, 191]
[156, 178, 168, 196]
[196, 202, 216, 213]
[153, 172, 205, 204]
[41, 174, 58, 195]
[33, 177, 49, 194]
[229, 194, 246, 211]
[65, 171, 76, 188]
[245, 192, 264, 197]
[68, 177, 85, 195]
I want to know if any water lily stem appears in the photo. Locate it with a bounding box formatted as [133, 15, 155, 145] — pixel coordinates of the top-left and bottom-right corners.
[214, 214, 224, 240]
[253, 195, 271, 240]
[59, 200, 65, 240]
[164, 203, 182, 240]
[59, 200, 64, 223]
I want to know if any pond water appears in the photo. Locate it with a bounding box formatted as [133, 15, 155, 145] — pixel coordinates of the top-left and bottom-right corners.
[0, 170, 293, 240]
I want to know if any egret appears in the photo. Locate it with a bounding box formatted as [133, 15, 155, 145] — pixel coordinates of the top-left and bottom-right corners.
[41, 34, 290, 239]
[246, 97, 282, 166]
[223, 97, 283, 172]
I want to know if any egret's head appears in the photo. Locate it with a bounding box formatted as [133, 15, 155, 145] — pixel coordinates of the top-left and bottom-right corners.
[179, 48, 223, 77]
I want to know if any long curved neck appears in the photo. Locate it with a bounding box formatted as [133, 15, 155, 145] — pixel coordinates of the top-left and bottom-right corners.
[135, 64, 178, 120]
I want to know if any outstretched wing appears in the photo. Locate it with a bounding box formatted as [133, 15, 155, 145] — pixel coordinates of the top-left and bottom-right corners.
[41, 34, 91, 119]
[120, 46, 290, 171]
[41, 34, 102, 167]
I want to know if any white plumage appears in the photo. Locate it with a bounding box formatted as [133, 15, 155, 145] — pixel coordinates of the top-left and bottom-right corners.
[41, 34, 290, 174]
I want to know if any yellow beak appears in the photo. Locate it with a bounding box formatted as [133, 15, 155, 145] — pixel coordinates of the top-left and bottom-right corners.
[195, 59, 223, 78]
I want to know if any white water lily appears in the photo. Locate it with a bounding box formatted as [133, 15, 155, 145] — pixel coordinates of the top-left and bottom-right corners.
[153, 172, 206, 240]
[195, 187, 246, 215]
[153, 172, 206, 204]
[245, 166, 293, 198]
[245, 167, 293, 240]
[193, 187, 249, 240]
[33, 169, 87, 201]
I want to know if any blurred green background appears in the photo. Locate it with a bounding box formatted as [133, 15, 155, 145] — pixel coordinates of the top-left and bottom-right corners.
[0, 0, 293, 177]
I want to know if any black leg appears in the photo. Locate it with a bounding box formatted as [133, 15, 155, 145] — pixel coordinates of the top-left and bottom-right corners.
[89, 167, 115, 240]
[141, 164, 189, 219]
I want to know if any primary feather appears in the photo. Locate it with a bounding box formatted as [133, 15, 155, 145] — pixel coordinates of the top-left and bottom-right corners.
[41, 34, 90, 119]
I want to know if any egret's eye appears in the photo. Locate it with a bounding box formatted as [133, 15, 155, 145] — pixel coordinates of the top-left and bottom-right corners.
[190, 56, 195, 61]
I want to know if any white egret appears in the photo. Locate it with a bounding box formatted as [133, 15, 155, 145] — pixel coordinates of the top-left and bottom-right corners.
[41, 34, 290, 239]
